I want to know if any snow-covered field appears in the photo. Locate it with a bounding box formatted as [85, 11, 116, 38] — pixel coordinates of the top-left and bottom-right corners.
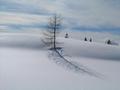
[0, 33, 120, 90]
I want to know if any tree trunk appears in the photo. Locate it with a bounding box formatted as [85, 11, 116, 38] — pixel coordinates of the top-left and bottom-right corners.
[54, 28, 56, 49]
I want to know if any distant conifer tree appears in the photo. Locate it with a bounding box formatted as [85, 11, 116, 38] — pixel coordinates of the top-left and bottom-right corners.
[84, 37, 87, 41]
[90, 38, 92, 42]
[65, 33, 69, 38]
[107, 40, 111, 45]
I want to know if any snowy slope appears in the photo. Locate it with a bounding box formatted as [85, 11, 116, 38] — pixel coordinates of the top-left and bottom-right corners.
[61, 38, 120, 60]
[0, 33, 120, 90]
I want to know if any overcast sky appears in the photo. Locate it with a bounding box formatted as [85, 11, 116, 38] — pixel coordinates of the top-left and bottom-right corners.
[0, 0, 120, 34]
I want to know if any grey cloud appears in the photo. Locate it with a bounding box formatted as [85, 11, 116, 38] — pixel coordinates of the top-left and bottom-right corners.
[0, 0, 50, 15]
[0, 0, 120, 34]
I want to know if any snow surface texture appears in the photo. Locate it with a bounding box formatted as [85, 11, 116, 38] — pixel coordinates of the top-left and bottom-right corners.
[0, 33, 120, 90]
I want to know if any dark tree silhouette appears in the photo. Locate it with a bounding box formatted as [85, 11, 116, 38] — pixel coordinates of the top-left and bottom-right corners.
[42, 14, 62, 49]
[84, 37, 87, 41]
[65, 33, 69, 38]
[90, 38, 92, 42]
[107, 40, 111, 45]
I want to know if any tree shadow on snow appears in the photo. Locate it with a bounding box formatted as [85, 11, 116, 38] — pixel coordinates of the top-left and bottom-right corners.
[48, 48, 104, 79]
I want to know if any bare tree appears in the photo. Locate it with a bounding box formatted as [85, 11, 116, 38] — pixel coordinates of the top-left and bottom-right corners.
[42, 14, 102, 78]
[42, 14, 62, 49]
